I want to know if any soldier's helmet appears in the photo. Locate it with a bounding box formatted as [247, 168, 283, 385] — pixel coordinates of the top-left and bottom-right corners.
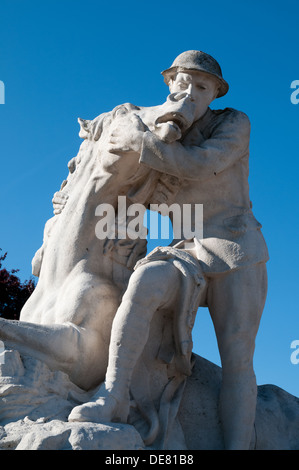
[161, 50, 229, 98]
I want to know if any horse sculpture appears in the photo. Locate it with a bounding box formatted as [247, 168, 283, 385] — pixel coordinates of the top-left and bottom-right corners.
[0, 93, 196, 392]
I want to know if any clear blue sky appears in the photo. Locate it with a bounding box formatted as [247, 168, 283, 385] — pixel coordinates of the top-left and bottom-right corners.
[1, 0, 298, 397]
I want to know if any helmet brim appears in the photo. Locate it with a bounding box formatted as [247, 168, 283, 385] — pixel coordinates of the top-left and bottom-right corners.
[161, 66, 229, 98]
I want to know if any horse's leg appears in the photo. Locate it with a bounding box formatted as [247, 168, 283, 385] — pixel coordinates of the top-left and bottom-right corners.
[0, 318, 82, 377]
[1, 273, 122, 390]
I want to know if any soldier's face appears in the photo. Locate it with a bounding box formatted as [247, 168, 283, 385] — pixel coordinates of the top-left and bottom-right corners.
[169, 71, 219, 121]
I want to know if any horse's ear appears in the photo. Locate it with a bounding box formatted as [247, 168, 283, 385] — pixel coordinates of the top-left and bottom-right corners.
[78, 118, 91, 139]
[78, 114, 108, 141]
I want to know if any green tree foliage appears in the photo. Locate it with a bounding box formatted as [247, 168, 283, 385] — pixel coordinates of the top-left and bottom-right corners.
[0, 249, 35, 320]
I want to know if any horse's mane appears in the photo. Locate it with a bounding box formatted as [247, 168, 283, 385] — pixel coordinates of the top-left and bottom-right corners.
[78, 103, 141, 142]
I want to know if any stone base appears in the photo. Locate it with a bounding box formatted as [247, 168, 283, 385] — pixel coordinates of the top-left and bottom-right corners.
[1, 349, 299, 450]
[0, 419, 144, 450]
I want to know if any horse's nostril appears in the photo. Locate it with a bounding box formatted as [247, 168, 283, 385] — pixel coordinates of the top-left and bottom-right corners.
[168, 92, 193, 103]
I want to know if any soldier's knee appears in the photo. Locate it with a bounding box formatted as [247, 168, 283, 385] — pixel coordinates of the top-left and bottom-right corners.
[220, 332, 256, 376]
[124, 261, 179, 307]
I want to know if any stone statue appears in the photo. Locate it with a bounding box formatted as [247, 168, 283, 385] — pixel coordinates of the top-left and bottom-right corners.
[0, 50, 272, 450]
[68, 51, 269, 450]
[1, 87, 204, 448]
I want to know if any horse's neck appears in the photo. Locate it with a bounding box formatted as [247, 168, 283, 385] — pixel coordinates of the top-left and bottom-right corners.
[137, 105, 162, 132]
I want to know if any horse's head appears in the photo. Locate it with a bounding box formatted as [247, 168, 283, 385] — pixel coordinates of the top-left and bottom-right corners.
[154, 92, 196, 143]
[139, 92, 196, 144]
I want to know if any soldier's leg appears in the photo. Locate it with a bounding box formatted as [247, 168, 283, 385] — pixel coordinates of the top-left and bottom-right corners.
[207, 263, 267, 450]
[69, 260, 181, 423]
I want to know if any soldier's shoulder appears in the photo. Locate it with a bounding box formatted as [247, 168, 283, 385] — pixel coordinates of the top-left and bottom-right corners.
[211, 107, 250, 130]
[212, 107, 249, 120]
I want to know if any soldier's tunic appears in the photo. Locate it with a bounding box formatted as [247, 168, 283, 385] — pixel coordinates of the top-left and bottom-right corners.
[139, 107, 269, 276]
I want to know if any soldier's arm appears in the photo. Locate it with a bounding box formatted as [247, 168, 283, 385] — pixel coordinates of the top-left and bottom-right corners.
[139, 111, 250, 181]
